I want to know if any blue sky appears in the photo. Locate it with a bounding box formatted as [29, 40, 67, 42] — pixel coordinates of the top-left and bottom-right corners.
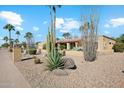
[0, 5, 124, 45]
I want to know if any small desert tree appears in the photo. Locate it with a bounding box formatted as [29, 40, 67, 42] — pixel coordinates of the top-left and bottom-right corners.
[80, 8, 99, 62]
[62, 32, 71, 39]
[24, 32, 33, 54]
[16, 31, 20, 43]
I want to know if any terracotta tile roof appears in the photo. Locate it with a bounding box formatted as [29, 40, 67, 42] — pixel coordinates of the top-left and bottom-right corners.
[56, 35, 115, 44]
[56, 38, 81, 43]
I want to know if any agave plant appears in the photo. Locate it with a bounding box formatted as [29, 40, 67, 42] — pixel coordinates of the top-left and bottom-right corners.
[46, 48, 63, 71]
[46, 21, 63, 71]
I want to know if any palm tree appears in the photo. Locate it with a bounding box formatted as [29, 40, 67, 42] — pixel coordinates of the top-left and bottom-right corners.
[3, 36, 8, 43]
[14, 39, 19, 45]
[24, 32, 33, 53]
[3, 24, 15, 45]
[16, 31, 20, 42]
[24, 32, 33, 41]
[62, 32, 71, 39]
[21, 41, 27, 49]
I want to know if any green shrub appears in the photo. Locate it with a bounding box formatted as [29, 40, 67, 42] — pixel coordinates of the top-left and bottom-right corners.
[46, 48, 63, 71]
[112, 43, 124, 52]
[28, 48, 37, 55]
[60, 45, 66, 50]
[43, 43, 46, 49]
[1, 43, 9, 48]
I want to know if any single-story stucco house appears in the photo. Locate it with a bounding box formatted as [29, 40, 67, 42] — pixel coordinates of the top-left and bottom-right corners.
[38, 35, 116, 53]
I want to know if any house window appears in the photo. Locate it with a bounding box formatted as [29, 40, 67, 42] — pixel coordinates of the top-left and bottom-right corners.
[109, 40, 112, 44]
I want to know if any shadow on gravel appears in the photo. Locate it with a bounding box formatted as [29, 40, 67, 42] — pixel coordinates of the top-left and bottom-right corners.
[21, 57, 33, 61]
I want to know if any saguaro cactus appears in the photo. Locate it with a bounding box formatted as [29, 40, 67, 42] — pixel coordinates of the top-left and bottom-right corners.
[46, 22, 55, 53]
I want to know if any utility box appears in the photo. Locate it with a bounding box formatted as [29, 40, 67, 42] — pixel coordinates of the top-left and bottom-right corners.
[13, 47, 22, 63]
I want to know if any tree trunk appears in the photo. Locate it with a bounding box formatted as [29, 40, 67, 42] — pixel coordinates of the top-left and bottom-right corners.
[18, 35, 19, 44]
[9, 31, 11, 46]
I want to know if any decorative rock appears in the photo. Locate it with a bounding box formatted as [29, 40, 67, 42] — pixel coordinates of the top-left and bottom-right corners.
[61, 57, 77, 69]
[52, 69, 68, 76]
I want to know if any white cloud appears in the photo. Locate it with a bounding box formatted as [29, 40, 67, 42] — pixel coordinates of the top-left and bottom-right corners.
[105, 18, 124, 28]
[56, 18, 64, 29]
[0, 11, 23, 26]
[0, 36, 3, 40]
[104, 31, 110, 34]
[56, 18, 79, 33]
[104, 24, 110, 28]
[16, 26, 23, 31]
[33, 26, 39, 31]
[43, 21, 47, 24]
[110, 18, 124, 27]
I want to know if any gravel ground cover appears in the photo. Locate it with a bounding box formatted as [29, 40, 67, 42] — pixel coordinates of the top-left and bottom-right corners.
[15, 53, 124, 88]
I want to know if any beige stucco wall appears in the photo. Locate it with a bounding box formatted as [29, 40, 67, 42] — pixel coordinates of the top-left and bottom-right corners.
[98, 36, 116, 51]
[97, 36, 116, 54]
[98, 36, 104, 51]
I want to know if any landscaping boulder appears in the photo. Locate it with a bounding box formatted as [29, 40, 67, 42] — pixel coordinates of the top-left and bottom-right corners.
[52, 69, 68, 76]
[61, 57, 77, 69]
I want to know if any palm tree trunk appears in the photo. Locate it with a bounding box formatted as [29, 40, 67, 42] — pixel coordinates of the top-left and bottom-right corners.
[18, 35, 19, 44]
[6, 40, 7, 43]
[9, 31, 11, 46]
[26, 39, 30, 54]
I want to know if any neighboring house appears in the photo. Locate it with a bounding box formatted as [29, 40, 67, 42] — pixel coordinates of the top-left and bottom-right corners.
[97, 35, 116, 52]
[38, 35, 116, 53]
